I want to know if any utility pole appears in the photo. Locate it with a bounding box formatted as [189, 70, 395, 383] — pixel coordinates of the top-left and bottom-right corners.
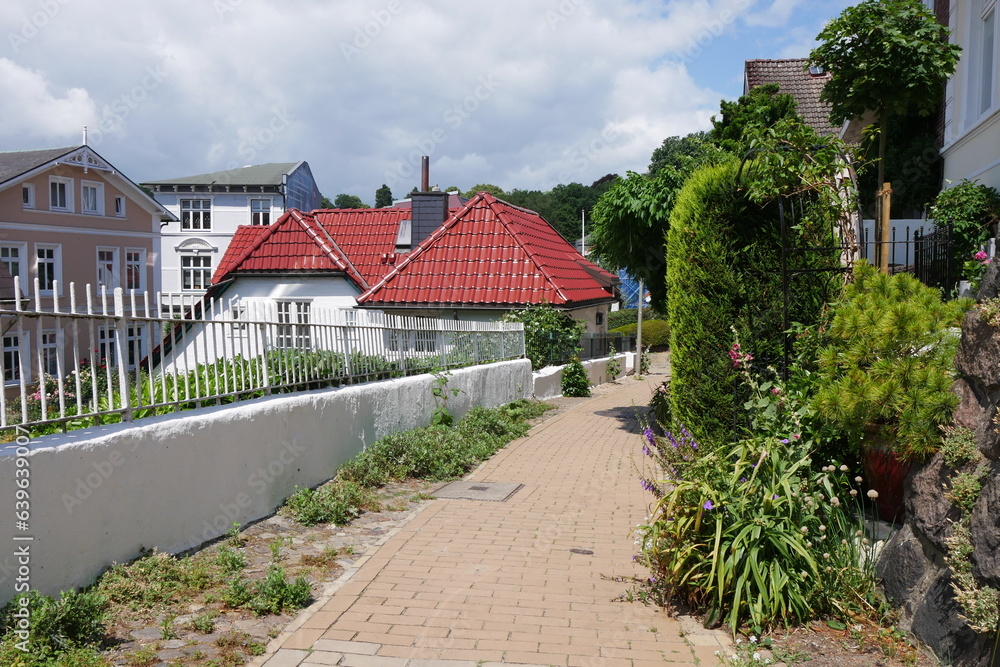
[636, 278, 643, 361]
[581, 209, 586, 256]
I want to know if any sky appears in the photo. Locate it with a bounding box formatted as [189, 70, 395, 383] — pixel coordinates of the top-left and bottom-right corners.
[0, 0, 856, 205]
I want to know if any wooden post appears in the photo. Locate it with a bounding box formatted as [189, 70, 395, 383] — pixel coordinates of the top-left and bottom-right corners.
[878, 182, 893, 274]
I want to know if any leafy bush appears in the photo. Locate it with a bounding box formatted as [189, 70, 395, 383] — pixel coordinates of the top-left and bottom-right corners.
[606, 342, 621, 381]
[97, 549, 217, 610]
[649, 381, 671, 426]
[636, 362, 881, 633]
[503, 303, 585, 370]
[930, 179, 1000, 264]
[224, 565, 311, 616]
[610, 320, 670, 347]
[813, 262, 972, 460]
[0, 590, 108, 658]
[608, 308, 665, 330]
[561, 357, 591, 397]
[281, 479, 380, 527]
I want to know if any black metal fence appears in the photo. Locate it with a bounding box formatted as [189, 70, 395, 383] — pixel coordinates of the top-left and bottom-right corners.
[535, 331, 635, 369]
[859, 221, 957, 296]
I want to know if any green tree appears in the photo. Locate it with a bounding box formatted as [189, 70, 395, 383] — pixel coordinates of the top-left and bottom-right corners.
[333, 193, 370, 209]
[589, 168, 686, 309]
[809, 0, 961, 189]
[710, 83, 800, 155]
[648, 132, 718, 176]
[502, 303, 584, 370]
[320, 195, 334, 208]
[374, 184, 393, 208]
[463, 184, 506, 199]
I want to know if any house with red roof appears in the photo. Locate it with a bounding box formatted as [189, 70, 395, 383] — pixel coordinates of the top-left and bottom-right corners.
[206, 189, 618, 334]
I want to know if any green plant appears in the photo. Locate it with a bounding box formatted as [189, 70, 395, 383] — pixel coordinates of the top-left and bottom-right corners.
[430, 370, 461, 426]
[640, 346, 651, 375]
[224, 565, 311, 616]
[0, 589, 109, 660]
[281, 480, 379, 527]
[503, 303, 585, 370]
[611, 320, 670, 347]
[931, 179, 1000, 268]
[226, 522, 247, 548]
[160, 614, 178, 640]
[649, 381, 671, 426]
[561, 356, 591, 397]
[814, 262, 972, 460]
[715, 634, 776, 666]
[190, 611, 217, 634]
[609, 308, 664, 330]
[215, 546, 246, 574]
[606, 342, 621, 381]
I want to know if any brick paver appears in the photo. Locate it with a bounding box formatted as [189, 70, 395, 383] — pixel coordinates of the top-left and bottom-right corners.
[255, 356, 732, 666]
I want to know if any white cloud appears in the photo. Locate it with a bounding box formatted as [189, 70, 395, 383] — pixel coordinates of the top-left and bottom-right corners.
[0, 58, 96, 142]
[0, 0, 855, 201]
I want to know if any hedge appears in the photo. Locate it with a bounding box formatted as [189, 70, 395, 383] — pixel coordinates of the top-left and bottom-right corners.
[610, 320, 670, 347]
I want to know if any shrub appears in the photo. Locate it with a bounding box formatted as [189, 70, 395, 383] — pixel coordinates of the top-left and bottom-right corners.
[610, 320, 670, 347]
[930, 179, 1000, 263]
[224, 565, 311, 616]
[606, 342, 621, 381]
[282, 479, 380, 526]
[503, 303, 585, 370]
[0, 590, 108, 655]
[561, 357, 591, 397]
[813, 262, 972, 460]
[608, 307, 665, 330]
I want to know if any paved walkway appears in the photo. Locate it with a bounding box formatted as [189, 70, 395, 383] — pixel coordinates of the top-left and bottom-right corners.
[255, 357, 732, 666]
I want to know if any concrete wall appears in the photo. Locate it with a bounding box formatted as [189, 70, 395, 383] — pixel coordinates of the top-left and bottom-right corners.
[532, 354, 632, 400]
[0, 359, 531, 603]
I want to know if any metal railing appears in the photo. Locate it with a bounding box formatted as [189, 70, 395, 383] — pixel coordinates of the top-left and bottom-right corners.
[0, 281, 525, 434]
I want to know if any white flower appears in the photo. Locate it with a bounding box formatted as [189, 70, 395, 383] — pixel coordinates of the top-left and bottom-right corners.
[840, 464, 849, 472]
[855, 476, 863, 483]
[830, 497, 840, 507]
[801, 526, 809, 534]
[819, 524, 826, 532]
[823, 552, 830, 559]
[867, 489, 879, 499]
[749, 635, 757, 644]
[736, 638, 742, 645]
[753, 652, 762, 661]
[850, 489, 858, 497]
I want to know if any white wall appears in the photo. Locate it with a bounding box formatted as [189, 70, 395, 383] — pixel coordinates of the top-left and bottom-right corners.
[532, 354, 632, 400]
[0, 359, 532, 603]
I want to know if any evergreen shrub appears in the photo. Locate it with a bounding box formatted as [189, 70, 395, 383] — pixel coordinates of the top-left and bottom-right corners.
[610, 320, 670, 347]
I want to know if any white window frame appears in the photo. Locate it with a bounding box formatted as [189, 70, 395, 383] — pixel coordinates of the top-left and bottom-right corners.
[97, 247, 119, 292]
[180, 199, 212, 231]
[49, 176, 73, 212]
[180, 253, 212, 291]
[35, 244, 62, 295]
[250, 198, 272, 225]
[0, 243, 28, 294]
[980, 0, 998, 117]
[40, 330, 60, 378]
[22, 183, 34, 210]
[97, 326, 144, 370]
[125, 248, 145, 292]
[3, 334, 24, 385]
[275, 300, 312, 349]
[114, 196, 126, 218]
[81, 180, 104, 216]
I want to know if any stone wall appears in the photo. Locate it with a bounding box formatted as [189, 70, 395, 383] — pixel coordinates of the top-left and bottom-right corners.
[877, 309, 1000, 666]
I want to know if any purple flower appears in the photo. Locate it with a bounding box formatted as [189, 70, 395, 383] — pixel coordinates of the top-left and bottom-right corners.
[703, 500, 714, 511]
[642, 444, 651, 457]
[643, 426, 656, 447]
[781, 438, 789, 444]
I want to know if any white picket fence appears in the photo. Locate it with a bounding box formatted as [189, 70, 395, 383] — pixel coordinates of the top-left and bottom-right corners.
[0, 280, 525, 433]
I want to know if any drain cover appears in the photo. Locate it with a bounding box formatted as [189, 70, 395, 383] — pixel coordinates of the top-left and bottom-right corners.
[432, 481, 523, 502]
[570, 548, 594, 555]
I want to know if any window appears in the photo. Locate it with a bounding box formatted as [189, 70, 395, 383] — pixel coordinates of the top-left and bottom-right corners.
[3, 335, 22, 383]
[125, 249, 144, 291]
[0, 244, 27, 292]
[230, 304, 247, 332]
[114, 196, 125, 217]
[81, 181, 103, 215]
[181, 254, 212, 290]
[22, 184, 34, 209]
[49, 177, 72, 211]
[41, 331, 59, 377]
[982, 2, 996, 115]
[97, 248, 119, 291]
[35, 244, 61, 294]
[250, 199, 271, 225]
[275, 301, 311, 349]
[596, 312, 605, 326]
[395, 219, 413, 251]
[180, 199, 212, 230]
[98, 326, 144, 369]
[414, 330, 437, 353]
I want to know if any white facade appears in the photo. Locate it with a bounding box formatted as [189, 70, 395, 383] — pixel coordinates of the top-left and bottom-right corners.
[942, 0, 1000, 189]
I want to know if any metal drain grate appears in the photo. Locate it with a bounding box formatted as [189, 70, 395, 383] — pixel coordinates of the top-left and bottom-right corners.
[432, 481, 523, 502]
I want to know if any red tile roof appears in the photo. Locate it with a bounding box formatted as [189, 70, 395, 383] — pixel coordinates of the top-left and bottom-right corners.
[212, 209, 368, 289]
[312, 208, 411, 284]
[358, 193, 617, 307]
[744, 58, 838, 137]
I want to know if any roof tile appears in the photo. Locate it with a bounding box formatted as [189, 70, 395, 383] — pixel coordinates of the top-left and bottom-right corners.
[744, 58, 838, 136]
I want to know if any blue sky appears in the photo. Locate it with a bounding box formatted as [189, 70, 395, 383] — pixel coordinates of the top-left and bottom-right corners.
[0, 0, 855, 204]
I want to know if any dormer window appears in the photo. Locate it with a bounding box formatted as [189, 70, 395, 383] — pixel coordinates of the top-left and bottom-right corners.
[808, 65, 825, 76]
[395, 219, 412, 252]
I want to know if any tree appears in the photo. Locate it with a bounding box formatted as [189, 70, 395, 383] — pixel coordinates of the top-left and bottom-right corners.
[374, 184, 393, 208]
[648, 132, 719, 176]
[462, 184, 506, 199]
[809, 0, 960, 190]
[333, 194, 369, 209]
[589, 169, 685, 309]
[710, 84, 800, 155]
[320, 195, 334, 208]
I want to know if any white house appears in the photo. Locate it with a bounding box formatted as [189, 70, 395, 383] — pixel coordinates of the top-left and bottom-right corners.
[142, 162, 321, 313]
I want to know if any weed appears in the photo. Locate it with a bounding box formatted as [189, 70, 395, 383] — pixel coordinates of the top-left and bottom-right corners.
[282, 480, 380, 526]
[160, 615, 178, 640]
[224, 566, 311, 616]
[215, 546, 246, 574]
[300, 547, 344, 569]
[226, 523, 248, 548]
[125, 646, 158, 666]
[190, 611, 217, 634]
[97, 549, 218, 610]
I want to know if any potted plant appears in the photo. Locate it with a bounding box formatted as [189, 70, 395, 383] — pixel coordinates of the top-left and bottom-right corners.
[813, 263, 972, 521]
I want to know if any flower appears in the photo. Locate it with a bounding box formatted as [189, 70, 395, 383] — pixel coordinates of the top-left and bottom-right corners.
[749, 635, 757, 644]
[975, 250, 990, 264]
[703, 500, 714, 511]
[867, 489, 879, 499]
[855, 476, 863, 483]
[840, 464, 849, 472]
